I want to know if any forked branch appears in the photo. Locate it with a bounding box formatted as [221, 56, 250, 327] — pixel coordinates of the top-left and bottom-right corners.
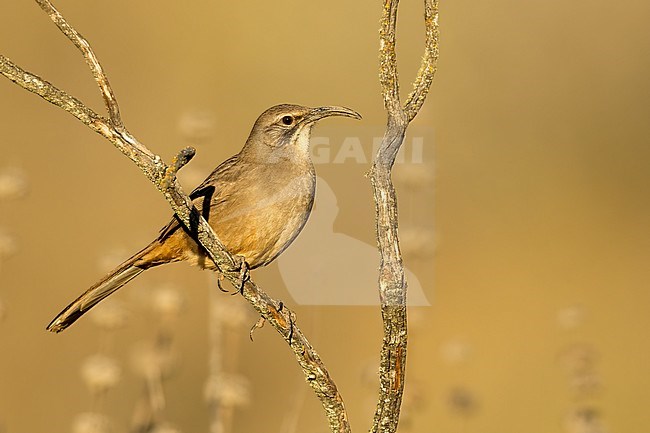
[0, 1, 349, 431]
[34, 0, 124, 129]
[370, 1, 439, 432]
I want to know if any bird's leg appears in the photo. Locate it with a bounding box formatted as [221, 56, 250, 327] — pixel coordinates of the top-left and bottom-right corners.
[287, 310, 296, 345]
[275, 301, 296, 345]
[235, 256, 250, 295]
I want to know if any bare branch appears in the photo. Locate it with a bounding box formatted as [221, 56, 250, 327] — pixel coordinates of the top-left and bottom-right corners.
[368, 133, 408, 433]
[370, 1, 439, 432]
[161, 146, 196, 191]
[35, 0, 124, 129]
[0, 54, 137, 159]
[378, 0, 402, 116]
[239, 281, 350, 432]
[0, 54, 102, 128]
[404, 0, 439, 122]
[1, 2, 350, 431]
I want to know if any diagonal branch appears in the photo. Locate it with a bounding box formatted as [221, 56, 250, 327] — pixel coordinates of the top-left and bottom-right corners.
[370, 1, 439, 432]
[0, 2, 350, 432]
[0, 55, 108, 135]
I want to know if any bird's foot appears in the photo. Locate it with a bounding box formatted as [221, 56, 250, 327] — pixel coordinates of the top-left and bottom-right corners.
[275, 301, 296, 345]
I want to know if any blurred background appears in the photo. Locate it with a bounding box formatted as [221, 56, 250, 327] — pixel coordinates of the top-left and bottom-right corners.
[1, 0, 649, 432]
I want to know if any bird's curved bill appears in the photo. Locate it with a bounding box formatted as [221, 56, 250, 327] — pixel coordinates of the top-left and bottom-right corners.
[302, 106, 362, 124]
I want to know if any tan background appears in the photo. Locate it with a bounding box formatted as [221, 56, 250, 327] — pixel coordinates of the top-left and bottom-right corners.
[1, 0, 649, 432]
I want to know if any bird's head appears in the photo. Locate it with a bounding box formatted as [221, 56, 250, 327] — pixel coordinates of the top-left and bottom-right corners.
[242, 104, 362, 163]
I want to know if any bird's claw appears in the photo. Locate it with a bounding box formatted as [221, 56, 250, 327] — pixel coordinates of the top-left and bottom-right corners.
[216, 273, 229, 293]
[249, 316, 266, 341]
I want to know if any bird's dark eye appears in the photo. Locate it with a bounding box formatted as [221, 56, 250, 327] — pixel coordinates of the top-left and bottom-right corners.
[281, 115, 294, 125]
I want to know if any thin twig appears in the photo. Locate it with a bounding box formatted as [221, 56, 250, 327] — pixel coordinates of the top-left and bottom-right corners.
[404, 0, 439, 122]
[0, 2, 350, 431]
[0, 55, 108, 134]
[370, 1, 439, 432]
[0, 54, 148, 170]
[35, 0, 124, 130]
[378, 0, 402, 117]
[162, 146, 196, 191]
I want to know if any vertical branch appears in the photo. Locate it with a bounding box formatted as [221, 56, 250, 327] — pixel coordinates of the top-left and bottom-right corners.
[404, 0, 440, 122]
[370, 1, 439, 432]
[379, 0, 402, 117]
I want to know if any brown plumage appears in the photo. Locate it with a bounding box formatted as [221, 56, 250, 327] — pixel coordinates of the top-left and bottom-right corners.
[47, 104, 361, 333]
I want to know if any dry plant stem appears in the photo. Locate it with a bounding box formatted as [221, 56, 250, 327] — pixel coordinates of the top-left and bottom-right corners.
[0, 1, 350, 431]
[370, 1, 438, 432]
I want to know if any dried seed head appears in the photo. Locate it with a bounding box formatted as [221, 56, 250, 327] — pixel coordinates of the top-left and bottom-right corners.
[151, 285, 185, 318]
[210, 299, 251, 329]
[557, 305, 586, 330]
[178, 110, 216, 143]
[80, 355, 121, 394]
[72, 412, 111, 433]
[440, 339, 472, 365]
[90, 299, 128, 331]
[204, 373, 251, 407]
[130, 339, 177, 380]
[0, 167, 29, 200]
[0, 230, 17, 261]
[399, 226, 436, 260]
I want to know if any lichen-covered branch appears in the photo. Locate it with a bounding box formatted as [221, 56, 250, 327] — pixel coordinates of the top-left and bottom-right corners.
[370, 1, 439, 432]
[0, 1, 349, 431]
[378, 0, 402, 117]
[403, 0, 439, 122]
[0, 55, 108, 136]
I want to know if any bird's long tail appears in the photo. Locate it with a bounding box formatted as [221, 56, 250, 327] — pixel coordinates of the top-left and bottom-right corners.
[46, 243, 156, 333]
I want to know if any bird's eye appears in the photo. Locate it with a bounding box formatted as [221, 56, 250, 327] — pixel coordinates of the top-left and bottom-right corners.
[281, 115, 294, 125]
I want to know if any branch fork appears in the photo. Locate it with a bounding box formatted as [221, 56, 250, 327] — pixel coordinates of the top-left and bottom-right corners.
[370, 1, 438, 432]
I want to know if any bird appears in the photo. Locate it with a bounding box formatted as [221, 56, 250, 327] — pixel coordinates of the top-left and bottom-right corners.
[47, 104, 361, 333]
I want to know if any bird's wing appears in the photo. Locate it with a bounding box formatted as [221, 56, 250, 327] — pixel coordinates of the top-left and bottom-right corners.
[157, 153, 240, 240]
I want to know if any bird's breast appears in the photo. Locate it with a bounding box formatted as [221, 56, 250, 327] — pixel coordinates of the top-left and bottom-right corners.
[210, 168, 315, 268]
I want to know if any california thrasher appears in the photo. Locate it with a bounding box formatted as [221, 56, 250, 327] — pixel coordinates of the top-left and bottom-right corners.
[47, 104, 361, 333]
